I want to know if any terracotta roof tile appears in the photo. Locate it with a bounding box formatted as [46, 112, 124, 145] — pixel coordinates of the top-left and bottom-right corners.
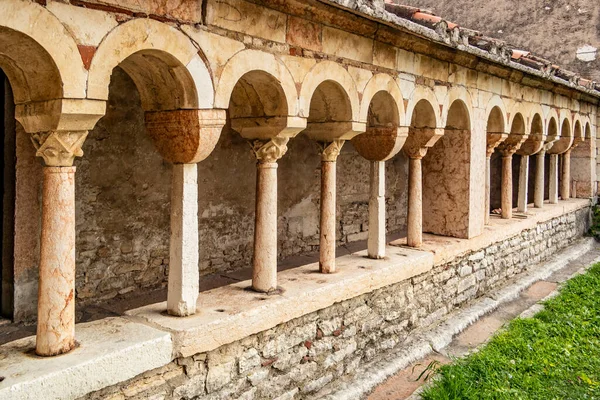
[378, 1, 599, 95]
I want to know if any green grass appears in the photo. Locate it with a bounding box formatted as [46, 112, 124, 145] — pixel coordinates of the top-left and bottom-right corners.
[421, 263, 600, 400]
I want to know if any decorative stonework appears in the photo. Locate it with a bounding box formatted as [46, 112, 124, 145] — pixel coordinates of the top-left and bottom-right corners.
[250, 137, 289, 163]
[318, 140, 345, 162]
[145, 109, 227, 164]
[31, 130, 88, 167]
[403, 142, 429, 159]
[486, 133, 508, 157]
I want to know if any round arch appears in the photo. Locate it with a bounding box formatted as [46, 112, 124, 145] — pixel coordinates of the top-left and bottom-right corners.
[88, 18, 214, 110]
[406, 87, 441, 128]
[215, 49, 298, 116]
[484, 96, 509, 133]
[299, 61, 360, 122]
[441, 88, 474, 130]
[359, 74, 405, 126]
[0, 0, 87, 102]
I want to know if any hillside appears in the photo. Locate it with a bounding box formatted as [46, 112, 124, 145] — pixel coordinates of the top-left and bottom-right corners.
[396, 0, 600, 80]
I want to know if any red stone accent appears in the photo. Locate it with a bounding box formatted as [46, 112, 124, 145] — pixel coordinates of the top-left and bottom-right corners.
[77, 45, 96, 70]
[261, 358, 277, 367]
[316, 327, 324, 339]
[332, 329, 342, 337]
[304, 340, 312, 349]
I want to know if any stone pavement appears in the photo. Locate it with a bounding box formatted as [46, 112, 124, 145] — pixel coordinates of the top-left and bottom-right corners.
[367, 245, 600, 400]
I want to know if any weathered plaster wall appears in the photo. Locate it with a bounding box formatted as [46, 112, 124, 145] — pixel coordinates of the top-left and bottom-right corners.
[79, 206, 590, 400]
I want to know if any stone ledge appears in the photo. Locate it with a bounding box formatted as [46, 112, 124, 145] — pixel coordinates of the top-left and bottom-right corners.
[126, 246, 433, 358]
[390, 199, 591, 265]
[0, 317, 173, 400]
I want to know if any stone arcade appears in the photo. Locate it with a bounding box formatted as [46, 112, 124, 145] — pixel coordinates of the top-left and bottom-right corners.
[0, 0, 598, 399]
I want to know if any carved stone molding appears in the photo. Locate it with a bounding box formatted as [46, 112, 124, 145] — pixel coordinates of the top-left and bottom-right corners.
[318, 140, 345, 162]
[31, 130, 88, 167]
[250, 137, 289, 163]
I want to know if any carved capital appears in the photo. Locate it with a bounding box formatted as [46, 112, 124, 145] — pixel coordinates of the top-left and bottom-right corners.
[250, 137, 289, 163]
[497, 142, 520, 157]
[318, 140, 345, 162]
[403, 142, 428, 159]
[31, 130, 88, 167]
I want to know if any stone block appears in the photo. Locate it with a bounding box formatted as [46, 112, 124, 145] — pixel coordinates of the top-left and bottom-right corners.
[322, 26, 373, 63]
[206, 0, 287, 43]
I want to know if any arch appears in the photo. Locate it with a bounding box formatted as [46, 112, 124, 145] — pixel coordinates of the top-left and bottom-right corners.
[299, 61, 360, 122]
[406, 87, 441, 129]
[228, 70, 298, 139]
[0, 0, 87, 102]
[441, 88, 474, 130]
[508, 103, 528, 135]
[215, 49, 298, 115]
[445, 99, 471, 131]
[484, 96, 509, 134]
[559, 109, 573, 138]
[584, 120, 593, 139]
[359, 74, 405, 126]
[510, 112, 526, 135]
[545, 108, 560, 140]
[573, 118, 584, 141]
[88, 18, 214, 110]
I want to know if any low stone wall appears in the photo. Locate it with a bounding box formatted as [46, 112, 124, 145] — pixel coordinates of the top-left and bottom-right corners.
[81, 206, 590, 400]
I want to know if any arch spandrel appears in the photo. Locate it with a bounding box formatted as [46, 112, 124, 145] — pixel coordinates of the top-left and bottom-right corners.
[88, 18, 214, 110]
[215, 49, 298, 117]
[299, 61, 360, 122]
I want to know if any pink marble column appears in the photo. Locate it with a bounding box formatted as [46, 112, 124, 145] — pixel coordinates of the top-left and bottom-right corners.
[560, 150, 571, 200]
[36, 167, 76, 356]
[253, 162, 278, 292]
[407, 156, 423, 247]
[534, 150, 545, 208]
[501, 154, 513, 219]
[250, 138, 288, 290]
[319, 141, 344, 273]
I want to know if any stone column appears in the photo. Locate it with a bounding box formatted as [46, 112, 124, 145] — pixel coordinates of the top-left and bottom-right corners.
[368, 161, 385, 259]
[534, 150, 545, 208]
[250, 138, 289, 292]
[407, 156, 423, 247]
[485, 154, 491, 225]
[549, 154, 559, 204]
[560, 150, 571, 200]
[31, 130, 87, 356]
[517, 155, 529, 213]
[500, 152, 514, 219]
[319, 140, 344, 273]
[168, 163, 199, 316]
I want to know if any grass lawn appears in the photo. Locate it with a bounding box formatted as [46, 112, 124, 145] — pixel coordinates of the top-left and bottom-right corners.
[421, 263, 600, 400]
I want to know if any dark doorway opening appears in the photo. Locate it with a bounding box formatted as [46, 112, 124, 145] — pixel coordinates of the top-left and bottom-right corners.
[1, 69, 15, 319]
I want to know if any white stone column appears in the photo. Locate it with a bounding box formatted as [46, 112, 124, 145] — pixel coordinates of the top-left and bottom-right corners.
[501, 153, 513, 219]
[37, 167, 76, 356]
[534, 150, 545, 208]
[249, 138, 288, 292]
[485, 154, 491, 225]
[368, 161, 385, 259]
[319, 140, 344, 273]
[549, 154, 559, 204]
[168, 163, 199, 316]
[517, 155, 529, 213]
[561, 150, 571, 200]
[407, 156, 423, 247]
